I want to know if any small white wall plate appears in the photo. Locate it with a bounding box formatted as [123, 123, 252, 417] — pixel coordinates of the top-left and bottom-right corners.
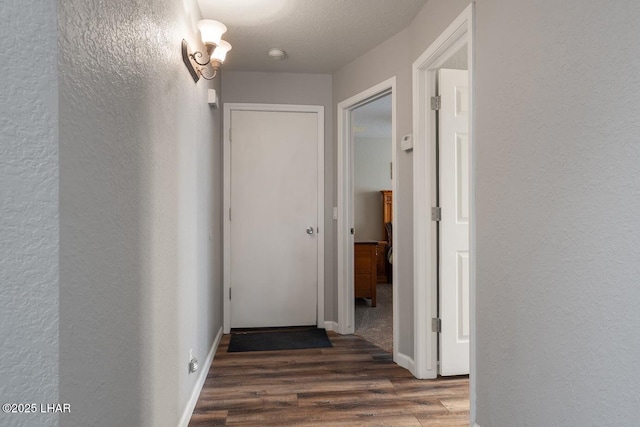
[401, 134, 413, 151]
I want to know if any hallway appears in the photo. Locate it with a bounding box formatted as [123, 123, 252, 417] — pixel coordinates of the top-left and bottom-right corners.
[189, 332, 469, 426]
[6, 0, 640, 425]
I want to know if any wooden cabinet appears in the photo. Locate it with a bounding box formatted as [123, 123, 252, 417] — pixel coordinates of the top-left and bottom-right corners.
[377, 190, 393, 283]
[376, 241, 388, 283]
[354, 242, 377, 307]
[380, 190, 392, 240]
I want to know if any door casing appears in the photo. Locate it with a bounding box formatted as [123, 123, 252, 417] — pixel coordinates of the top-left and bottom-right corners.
[336, 77, 402, 366]
[412, 2, 476, 420]
[223, 103, 325, 334]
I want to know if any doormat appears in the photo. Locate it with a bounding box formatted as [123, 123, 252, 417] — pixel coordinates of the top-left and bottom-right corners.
[227, 328, 332, 352]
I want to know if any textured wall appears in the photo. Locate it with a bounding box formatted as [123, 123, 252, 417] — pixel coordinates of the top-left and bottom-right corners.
[0, 0, 60, 426]
[221, 71, 334, 321]
[475, 0, 640, 425]
[354, 137, 392, 241]
[58, 0, 222, 425]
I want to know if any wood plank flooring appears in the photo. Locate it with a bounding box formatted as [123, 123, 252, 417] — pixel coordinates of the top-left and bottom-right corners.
[189, 332, 469, 426]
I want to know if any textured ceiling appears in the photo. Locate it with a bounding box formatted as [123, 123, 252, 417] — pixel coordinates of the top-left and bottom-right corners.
[197, 0, 427, 73]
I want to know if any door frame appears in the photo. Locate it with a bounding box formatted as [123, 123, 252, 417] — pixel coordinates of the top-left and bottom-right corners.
[222, 103, 325, 334]
[412, 0, 475, 393]
[336, 77, 398, 360]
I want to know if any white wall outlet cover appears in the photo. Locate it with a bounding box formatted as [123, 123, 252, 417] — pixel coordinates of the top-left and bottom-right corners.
[188, 349, 198, 373]
[208, 89, 218, 108]
[401, 134, 413, 151]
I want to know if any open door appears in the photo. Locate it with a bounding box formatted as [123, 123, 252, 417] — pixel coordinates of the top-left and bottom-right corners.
[438, 69, 470, 376]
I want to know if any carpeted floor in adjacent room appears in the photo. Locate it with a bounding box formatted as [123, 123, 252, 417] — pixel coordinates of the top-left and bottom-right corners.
[354, 282, 392, 353]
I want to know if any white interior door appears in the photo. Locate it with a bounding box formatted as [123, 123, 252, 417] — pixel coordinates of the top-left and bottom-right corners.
[230, 109, 319, 328]
[438, 69, 470, 376]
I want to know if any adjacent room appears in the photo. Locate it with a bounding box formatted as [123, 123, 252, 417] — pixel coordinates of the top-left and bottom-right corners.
[351, 93, 394, 353]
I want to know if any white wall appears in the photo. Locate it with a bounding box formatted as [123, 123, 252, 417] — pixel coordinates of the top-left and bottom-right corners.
[0, 1, 59, 426]
[354, 137, 392, 241]
[475, 0, 640, 425]
[221, 71, 334, 321]
[58, 0, 223, 425]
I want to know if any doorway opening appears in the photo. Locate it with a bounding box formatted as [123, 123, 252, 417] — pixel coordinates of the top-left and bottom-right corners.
[337, 77, 399, 363]
[412, 2, 475, 418]
[351, 93, 393, 353]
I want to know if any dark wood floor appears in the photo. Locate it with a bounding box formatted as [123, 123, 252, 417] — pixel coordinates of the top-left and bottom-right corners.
[189, 332, 469, 426]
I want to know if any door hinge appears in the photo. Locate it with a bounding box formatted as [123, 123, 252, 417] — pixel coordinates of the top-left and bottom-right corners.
[432, 317, 442, 333]
[229, 127, 232, 142]
[431, 95, 441, 111]
[390, 162, 393, 180]
[431, 206, 441, 221]
[229, 208, 231, 221]
[229, 288, 231, 300]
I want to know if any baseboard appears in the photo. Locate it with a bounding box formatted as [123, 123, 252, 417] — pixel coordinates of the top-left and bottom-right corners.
[178, 327, 223, 427]
[324, 321, 338, 331]
[394, 351, 415, 374]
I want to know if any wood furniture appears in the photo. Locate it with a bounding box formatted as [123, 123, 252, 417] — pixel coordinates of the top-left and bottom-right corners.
[376, 190, 393, 283]
[381, 190, 393, 239]
[376, 241, 388, 283]
[354, 241, 377, 307]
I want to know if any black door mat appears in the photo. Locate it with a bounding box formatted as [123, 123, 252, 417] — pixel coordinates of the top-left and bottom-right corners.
[227, 327, 332, 352]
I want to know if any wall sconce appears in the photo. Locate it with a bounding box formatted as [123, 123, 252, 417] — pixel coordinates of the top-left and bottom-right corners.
[182, 19, 232, 82]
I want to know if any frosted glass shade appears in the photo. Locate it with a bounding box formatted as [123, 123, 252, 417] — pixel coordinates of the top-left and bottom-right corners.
[211, 40, 232, 63]
[197, 19, 227, 46]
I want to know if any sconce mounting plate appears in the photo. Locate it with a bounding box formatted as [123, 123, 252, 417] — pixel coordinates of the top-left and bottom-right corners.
[182, 39, 200, 83]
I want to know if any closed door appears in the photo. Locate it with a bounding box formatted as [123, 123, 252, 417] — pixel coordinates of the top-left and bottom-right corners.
[230, 109, 319, 328]
[438, 69, 470, 376]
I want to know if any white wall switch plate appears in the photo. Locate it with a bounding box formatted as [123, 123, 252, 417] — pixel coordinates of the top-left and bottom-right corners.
[208, 89, 218, 108]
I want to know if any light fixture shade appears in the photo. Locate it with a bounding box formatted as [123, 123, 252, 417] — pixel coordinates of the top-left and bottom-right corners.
[268, 48, 286, 60]
[211, 40, 232, 63]
[197, 19, 227, 46]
